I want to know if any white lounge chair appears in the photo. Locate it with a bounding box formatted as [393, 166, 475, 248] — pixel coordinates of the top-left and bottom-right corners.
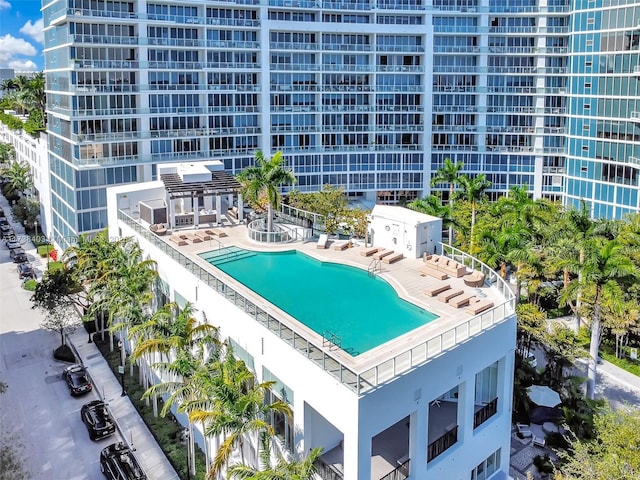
[516, 423, 533, 438]
[533, 435, 546, 447]
[317, 234, 329, 249]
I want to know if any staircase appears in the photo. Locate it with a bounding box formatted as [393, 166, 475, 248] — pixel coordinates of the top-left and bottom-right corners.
[200, 246, 255, 266]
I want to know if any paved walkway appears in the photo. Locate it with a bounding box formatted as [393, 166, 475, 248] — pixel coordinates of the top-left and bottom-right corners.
[0, 195, 179, 480]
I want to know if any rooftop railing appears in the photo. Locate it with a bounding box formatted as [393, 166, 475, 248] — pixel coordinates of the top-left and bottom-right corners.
[119, 211, 514, 395]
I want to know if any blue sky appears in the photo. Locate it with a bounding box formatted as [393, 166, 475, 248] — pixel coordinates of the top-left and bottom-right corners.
[0, 0, 44, 71]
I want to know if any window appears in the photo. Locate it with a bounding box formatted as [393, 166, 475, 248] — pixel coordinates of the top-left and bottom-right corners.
[470, 449, 500, 480]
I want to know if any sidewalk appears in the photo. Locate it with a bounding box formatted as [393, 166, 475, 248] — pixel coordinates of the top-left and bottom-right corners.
[0, 195, 179, 480]
[68, 329, 180, 479]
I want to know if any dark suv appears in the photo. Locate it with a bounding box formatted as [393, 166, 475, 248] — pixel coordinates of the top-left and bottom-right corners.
[81, 400, 116, 440]
[100, 442, 147, 480]
[10, 247, 27, 263]
[17, 263, 35, 280]
[62, 364, 93, 396]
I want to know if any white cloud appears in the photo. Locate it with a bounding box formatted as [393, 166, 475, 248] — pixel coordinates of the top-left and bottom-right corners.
[0, 0, 11, 11]
[0, 34, 37, 68]
[20, 19, 44, 44]
[8, 59, 38, 71]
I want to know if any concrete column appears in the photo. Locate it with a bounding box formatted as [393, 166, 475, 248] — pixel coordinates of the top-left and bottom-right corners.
[342, 429, 369, 480]
[237, 193, 244, 222]
[216, 195, 222, 225]
[459, 379, 476, 445]
[193, 195, 199, 229]
[167, 192, 175, 230]
[410, 405, 428, 478]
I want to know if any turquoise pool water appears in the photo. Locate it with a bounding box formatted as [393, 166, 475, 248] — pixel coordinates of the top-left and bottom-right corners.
[199, 247, 438, 356]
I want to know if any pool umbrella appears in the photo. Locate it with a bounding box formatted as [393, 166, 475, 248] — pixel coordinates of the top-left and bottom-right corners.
[528, 385, 561, 408]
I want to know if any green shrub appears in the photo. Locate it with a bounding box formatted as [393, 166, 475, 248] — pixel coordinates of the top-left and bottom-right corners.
[37, 244, 54, 257]
[47, 261, 63, 272]
[94, 336, 206, 480]
[54, 344, 76, 362]
[22, 279, 37, 291]
[533, 454, 554, 474]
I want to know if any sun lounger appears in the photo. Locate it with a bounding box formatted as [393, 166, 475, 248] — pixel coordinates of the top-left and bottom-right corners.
[360, 246, 379, 257]
[332, 241, 350, 251]
[373, 249, 394, 260]
[449, 292, 475, 308]
[317, 234, 329, 249]
[465, 299, 494, 315]
[194, 231, 212, 241]
[208, 228, 227, 238]
[169, 235, 187, 246]
[437, 289, 463, 303]
[182, 233, 202, 243]
[382, 252, 404, 264]
[420, 265, 449, 280]
[425, 283, 451, 297]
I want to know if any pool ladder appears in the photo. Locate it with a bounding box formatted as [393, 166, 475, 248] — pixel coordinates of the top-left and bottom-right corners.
[368, 258, 382, 277]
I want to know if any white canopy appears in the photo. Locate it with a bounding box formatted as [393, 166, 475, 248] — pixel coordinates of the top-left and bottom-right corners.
[528, 385, 561, 407]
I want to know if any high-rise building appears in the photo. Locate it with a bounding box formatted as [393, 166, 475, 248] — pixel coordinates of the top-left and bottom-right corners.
[42, 0, 639, 247]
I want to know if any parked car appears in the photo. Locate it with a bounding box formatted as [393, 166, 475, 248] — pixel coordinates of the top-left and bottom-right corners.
[62, 364, 92, 396]
[100, 442, 147, 480]
[0, 222, 12, 233]
[1, 229, 14, 240]
[17, 263, 35, 280]
[81, 400, 116, 440]
[6, 239, 21, 250]
[0, 217, 8, 226]
[10, 247, 28, 263]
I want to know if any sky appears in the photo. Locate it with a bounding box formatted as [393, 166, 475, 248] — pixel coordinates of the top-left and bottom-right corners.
[0, 0, 44, 72]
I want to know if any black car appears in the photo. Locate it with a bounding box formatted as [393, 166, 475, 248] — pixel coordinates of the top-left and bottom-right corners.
[17, 263, 35, 280]
[81, 400, 116, 440]
[1, 229, 14, 240]
[10, 247, 27, 263]
[62, 364, 93, 396]
[0, 217, 8, 226]
[100, 442, 147, 480]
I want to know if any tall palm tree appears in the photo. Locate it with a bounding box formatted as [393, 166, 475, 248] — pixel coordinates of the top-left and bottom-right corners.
[229, 432, 323, 480]
[455, 173, 491, 249]
[189, 348, 292, 480]
[561, 238, 637, 398]
[430, 158, 464, 245]
[238, 150, 296, 233]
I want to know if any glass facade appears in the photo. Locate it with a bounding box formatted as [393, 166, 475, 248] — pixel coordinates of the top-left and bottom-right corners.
[42, 0, 639, 246]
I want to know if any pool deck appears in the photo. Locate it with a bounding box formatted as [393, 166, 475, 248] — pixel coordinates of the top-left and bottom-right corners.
[150, 222, 509, 374]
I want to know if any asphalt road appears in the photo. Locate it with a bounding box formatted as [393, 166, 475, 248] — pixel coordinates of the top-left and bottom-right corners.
[0, 240, 123, 480]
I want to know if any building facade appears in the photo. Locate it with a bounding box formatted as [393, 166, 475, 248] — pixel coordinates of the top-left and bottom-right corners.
[42, 0, 640, 246]
[107, 178, 517, 479]
[0, 123, 52, 237]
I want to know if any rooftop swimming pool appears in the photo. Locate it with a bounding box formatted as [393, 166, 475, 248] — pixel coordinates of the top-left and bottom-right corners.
[199, 247, 438, 356]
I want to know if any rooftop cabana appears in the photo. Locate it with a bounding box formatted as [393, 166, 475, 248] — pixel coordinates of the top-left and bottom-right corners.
[158, 162, 244, 230]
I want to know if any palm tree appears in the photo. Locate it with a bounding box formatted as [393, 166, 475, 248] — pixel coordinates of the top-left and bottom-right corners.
[237, 150, 296, 233]
[2, 160, 33, 197]
[561, 238, 637, 398]
[229, 432, 323, 480]
[455, 173, 491, 250]
[0, 143, 16, 168]
[430, 158, 464, 245]
[189, 348, 292, 480]
[407, 194, 456, 241]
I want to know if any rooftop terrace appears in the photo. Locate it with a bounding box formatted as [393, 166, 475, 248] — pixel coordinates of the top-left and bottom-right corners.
[118, 209, 515, 395]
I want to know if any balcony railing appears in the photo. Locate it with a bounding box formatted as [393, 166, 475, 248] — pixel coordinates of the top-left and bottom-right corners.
[379, 459, 410, 480]
[119, 210, 514, 395]
[474, 398, 498, 429]
[427, 425, 458, 462]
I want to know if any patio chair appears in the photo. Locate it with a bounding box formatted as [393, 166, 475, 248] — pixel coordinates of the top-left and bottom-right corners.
[317, 234, 329, 249]
[533, 435, 546, 447]
[516, 423, 533, 438]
